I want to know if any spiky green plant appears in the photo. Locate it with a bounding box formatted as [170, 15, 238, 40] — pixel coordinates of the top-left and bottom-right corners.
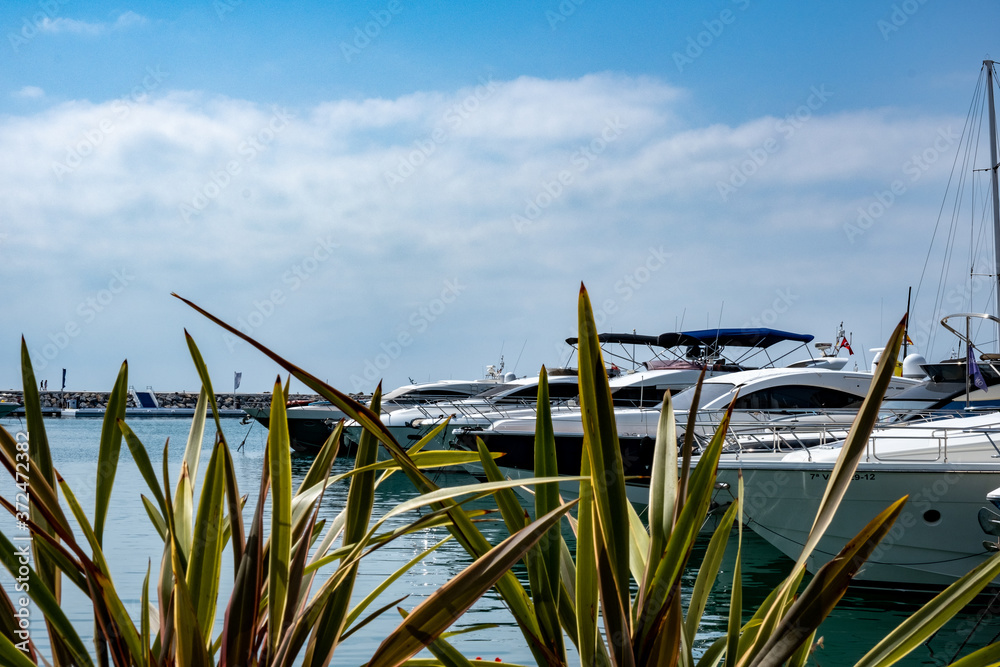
[0, 286, 997, 667]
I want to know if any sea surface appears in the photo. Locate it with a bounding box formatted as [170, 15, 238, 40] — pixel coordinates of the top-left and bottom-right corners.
[0, 415, 998, 665]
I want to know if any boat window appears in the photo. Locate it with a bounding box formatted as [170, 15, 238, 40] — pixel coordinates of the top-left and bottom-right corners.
[732, 385, 864, 410]
[399, 389, 478, 400]
[494, 382, 580, 400]
[609, 386, 670, 408]
[475, 383, 518, 397]
[670, 383, 735, 412]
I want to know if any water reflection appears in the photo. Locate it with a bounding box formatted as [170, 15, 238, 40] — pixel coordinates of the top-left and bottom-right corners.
[3, 416, 1000, 664]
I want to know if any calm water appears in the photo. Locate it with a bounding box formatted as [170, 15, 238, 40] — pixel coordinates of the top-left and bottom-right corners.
[0, 415, 997, 665]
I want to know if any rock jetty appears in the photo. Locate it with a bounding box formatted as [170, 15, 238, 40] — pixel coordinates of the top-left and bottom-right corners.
[0, 391, 322, 411]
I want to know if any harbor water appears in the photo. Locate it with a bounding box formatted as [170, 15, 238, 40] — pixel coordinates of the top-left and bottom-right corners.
[1, 415, 998, 665]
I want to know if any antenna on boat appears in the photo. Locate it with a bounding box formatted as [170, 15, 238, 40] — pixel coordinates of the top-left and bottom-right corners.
[904, 286, 911, 359]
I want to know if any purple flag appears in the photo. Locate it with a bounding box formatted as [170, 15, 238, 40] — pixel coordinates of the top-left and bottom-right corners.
[969, 345, 988, 392]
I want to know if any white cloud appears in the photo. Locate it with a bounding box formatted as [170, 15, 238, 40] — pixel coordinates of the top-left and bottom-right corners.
[0, 75, 972, 392]
[12, 86, 44, 100]
[37, 11, 147, 36]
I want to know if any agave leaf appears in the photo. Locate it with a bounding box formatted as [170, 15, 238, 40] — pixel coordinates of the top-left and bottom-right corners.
[183, 386, 210, 482]
[379, 476, 585, 524]
[737, 318, 908, 667]
[344, 537, 452, 631]
[0, 489, 88, 595]
[368, 500, 578, 667]
[220, 445, 269, 667]
[295, 419, 343, 496]
[533, 367, 564, 600]
[173, 461, 194, 558]
[0, 584, 33, 660]
[576, 285, 631, 638]
[17, 340, 76, 665]
[748, 496, 907, 667]
[394, 606, 477, 667]
[476, 439, 528, 532]
[94, 360, 128, 545]
[267, 376, 294, 655]
[0, 633, 38, 667]
[183, 331, 229, 443]
[141, 562, 151, 667]
[304, 387, 383, 667]
[219, 435, 246, 571]
[58, 476, 145, 662]
[186, 436, 227, 642]
[140, 495, 168, 541]
[118, 421, 170, 523]
[946, 640, 1000, 667]
[596, 537, 636, 667]
[697, 636, 728, 667]
[0, 529, 93, 666]
[172, 547, 212, 667]
[854, 550, 1000, 667]
[626, 500, 650, 585]
[785, 632, 815, 667]
[798, 316, 906, 565]
[683, 499, 738, 646]
[647, 389, 678, 558]
[175, 293, 553, 664]
[724, 476, 744, 667]
[576, 440, 610, 667]
[635, 405, 733, 652]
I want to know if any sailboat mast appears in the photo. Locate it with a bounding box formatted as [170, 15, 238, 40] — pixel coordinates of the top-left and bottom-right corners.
[986, 60, 1000, 348]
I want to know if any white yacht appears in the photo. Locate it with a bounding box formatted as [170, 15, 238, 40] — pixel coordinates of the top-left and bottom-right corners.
[243, 375, 511, 454]
[456, 365, 924, 492]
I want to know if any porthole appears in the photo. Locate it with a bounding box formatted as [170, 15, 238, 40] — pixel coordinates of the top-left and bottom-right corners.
[923, 509, 942, 525]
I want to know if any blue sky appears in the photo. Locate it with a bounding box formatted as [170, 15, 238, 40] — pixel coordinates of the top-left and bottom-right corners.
[2, 0, 1000, 393]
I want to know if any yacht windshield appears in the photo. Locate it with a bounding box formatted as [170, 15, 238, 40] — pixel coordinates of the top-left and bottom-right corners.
[670, 383, 736, 412]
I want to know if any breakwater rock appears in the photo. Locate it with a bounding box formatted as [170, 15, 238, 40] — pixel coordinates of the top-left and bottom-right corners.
[0, 391, 322, 411]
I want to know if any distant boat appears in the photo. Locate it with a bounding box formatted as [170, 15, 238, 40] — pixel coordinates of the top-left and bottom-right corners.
[244, 376, 514, 454]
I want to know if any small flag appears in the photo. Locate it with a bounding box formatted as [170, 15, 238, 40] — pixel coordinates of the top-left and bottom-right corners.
[838, 337, 854, 355]
[61, 368, 66, 391]
[905, 334, 915, 346]
[234, 372, 242, 392]
[969, 344, 988, 392]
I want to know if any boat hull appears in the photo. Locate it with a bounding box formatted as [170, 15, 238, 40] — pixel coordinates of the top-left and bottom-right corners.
[717, 460, 1000, 587]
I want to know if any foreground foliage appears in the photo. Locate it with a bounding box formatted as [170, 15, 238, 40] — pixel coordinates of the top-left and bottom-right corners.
[0, 287, 995, 666]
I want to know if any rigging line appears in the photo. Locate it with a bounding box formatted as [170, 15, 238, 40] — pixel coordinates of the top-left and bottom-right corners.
[915, 67, 985, 344]
[948, 586, 1000, 663]
[511, 339, 527, 374]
